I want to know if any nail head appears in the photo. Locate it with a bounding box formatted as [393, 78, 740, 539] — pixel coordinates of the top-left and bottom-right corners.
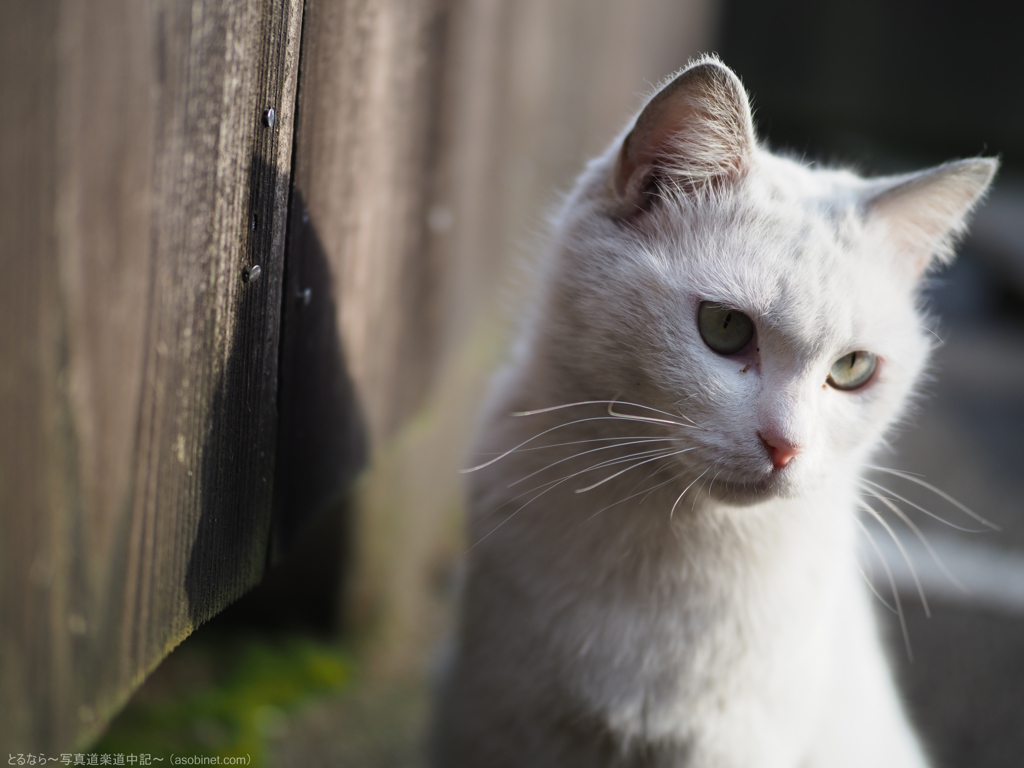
[263, 108, 276, 128]
[243, 264, 262, 283]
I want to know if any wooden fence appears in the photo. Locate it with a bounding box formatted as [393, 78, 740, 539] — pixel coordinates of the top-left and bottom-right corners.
[0, 0, 712, 752]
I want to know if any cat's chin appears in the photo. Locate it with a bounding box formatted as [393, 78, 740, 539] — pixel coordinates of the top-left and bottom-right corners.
[705, 471, 804, 505]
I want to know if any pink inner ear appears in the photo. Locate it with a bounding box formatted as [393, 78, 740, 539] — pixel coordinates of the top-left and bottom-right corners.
[863, 158, 998, 277]
[614, 136, 640, 200]
[616, 113, 696, 198]
[612, 61, 756, 209]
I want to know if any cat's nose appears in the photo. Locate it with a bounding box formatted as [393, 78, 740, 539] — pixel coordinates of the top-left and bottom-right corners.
[758, 431, 801, 470]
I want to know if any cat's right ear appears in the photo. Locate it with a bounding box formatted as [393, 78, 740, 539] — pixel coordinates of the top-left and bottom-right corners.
[612, 57, 756, 215]
[863, 157, 999, 276]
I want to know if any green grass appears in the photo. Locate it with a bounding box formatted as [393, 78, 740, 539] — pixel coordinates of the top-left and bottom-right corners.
[92, 634, 350, 766]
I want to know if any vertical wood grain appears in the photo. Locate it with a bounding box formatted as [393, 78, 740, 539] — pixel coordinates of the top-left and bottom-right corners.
[286, 0, 456, 453]
[0, 0, 303, 751]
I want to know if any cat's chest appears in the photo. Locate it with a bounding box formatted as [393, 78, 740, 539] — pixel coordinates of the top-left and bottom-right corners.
[519, 500, 849, 744]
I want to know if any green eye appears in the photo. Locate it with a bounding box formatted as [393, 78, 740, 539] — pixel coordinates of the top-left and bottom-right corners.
[698, 302, 755, 356]
[827, 351, 877, 391]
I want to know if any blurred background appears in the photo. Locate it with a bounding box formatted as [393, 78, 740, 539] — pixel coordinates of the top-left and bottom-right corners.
[1, 0, 1021, 765]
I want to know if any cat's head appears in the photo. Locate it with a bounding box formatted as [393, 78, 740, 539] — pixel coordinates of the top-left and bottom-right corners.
[538, 56, 997, 503]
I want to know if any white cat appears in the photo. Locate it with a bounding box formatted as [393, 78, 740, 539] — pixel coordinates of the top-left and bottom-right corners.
[430, 56, 997, 767]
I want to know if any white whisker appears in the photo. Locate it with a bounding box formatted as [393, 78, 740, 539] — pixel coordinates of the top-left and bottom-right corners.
[861, 478, 989, 533]
[462, 415, 680, 472]
[859, 483, 967, 593]
[693, 470, 713, 512]
[707, 468, 724, 498]
[513, 398, 695, 425]
[574, 447, 696, 493]
[498, 447, 683, 510]
[507, 437, 682, 488]
[472, 447, 688, 550]
[855, 515, 912, 661]
[476, 434, 680, 455]
[919, 325, 944, 345]
[606, 401, 695, 428]
[855, 560, 898, 615]
[859, 500, 929, 618]
[470, 464, 603, 549]
[671, 469, 710, 519]
[867, 466, 999, 530]
[580, 469, 689, 526]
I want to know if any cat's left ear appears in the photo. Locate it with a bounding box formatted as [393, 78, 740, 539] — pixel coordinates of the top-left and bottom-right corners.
[612, 57, 756, 215]
[863, 158, 999, 276]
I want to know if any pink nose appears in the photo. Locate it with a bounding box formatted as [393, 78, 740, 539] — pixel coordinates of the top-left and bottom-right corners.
[759, 432, 801, 470]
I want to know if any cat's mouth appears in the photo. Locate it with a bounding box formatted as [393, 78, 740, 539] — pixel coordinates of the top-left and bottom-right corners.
[705, 466, 800, 503]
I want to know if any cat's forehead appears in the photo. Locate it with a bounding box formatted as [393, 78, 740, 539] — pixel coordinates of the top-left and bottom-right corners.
[659, 179, 913, 355]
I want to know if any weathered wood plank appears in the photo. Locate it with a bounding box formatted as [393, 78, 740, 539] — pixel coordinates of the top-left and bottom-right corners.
[286, 0, 451, 452]
[268, 0, 454, 589]
[0, 0, 303, 751]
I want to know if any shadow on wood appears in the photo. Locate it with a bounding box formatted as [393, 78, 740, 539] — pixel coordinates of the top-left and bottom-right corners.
[272, 190, 368, 561]
[184, 151, 282, 629]
[200, 189, 370, 636]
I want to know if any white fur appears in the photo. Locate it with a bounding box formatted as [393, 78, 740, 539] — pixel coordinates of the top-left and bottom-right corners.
[430, 57, 996, 767]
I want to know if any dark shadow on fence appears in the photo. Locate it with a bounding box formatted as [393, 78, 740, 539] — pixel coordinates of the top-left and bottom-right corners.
[185, 169, 367, 634]
[241, 187, 368, 635]
[272, 189, 367, 561]
[184, 150, 285, 629]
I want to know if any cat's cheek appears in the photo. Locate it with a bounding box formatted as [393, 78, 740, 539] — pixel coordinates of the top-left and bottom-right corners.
[820, 386, 890, 460]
